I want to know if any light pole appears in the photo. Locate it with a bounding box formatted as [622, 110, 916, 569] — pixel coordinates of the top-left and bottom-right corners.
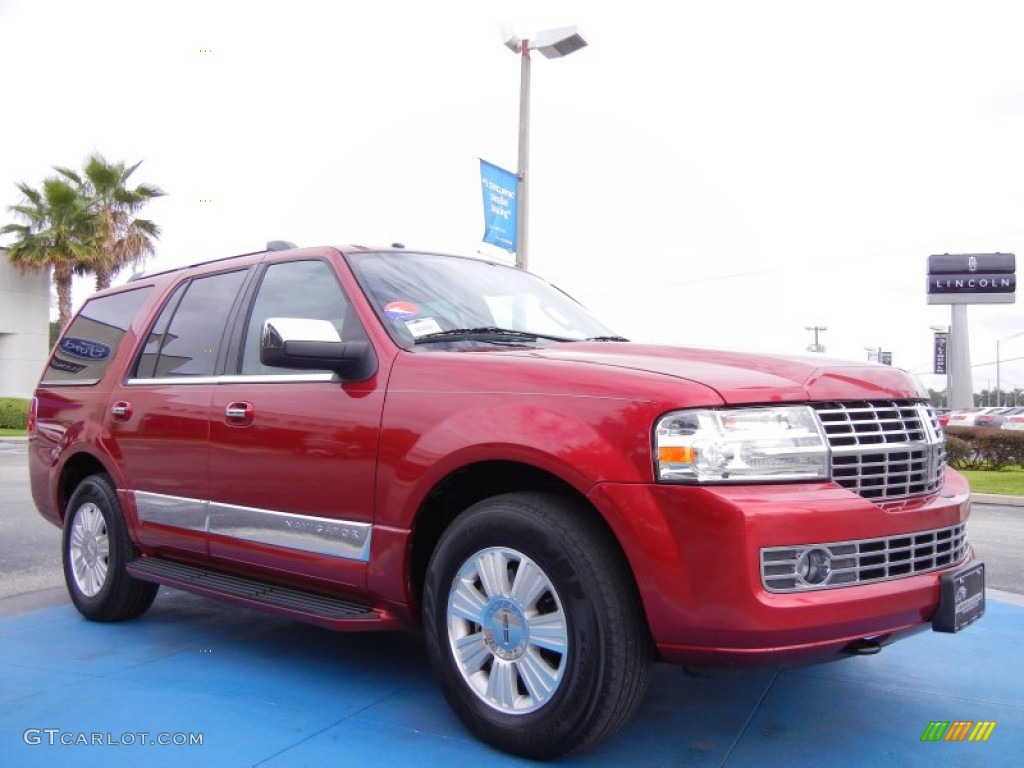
[996, 329, 1024, 406]
[805, 325, 827, 353]
[502, 25, 588, 271]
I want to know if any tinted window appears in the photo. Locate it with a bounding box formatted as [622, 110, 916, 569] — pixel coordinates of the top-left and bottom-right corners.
[240, 260, 363, 375]
[43, 287, 153, 384]
[134, 282, 186, 379]
[135, 270, 247, 378]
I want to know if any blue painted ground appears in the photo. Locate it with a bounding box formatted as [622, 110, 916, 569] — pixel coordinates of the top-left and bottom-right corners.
[0, 588, 1021, 767]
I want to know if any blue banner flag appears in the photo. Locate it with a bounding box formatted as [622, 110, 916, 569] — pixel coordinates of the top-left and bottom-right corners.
[480, 159, 517, 253]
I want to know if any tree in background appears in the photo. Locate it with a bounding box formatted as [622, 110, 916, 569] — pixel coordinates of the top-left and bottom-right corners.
[56, 155, 164, 290]
[2, 154, 165, 328]
[1, 178, 93, 329]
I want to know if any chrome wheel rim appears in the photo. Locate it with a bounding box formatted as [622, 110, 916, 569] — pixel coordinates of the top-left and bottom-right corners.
[69, 503, 109, 597]
[447, 547, 568, 715]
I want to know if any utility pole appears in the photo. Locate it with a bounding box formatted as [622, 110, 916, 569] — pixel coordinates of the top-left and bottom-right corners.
[805, 325, 827, 354]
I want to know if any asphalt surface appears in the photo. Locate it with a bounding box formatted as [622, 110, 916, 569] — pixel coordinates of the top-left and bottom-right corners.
[1, 437, 1022, 765]
[0, 440, 61, 599]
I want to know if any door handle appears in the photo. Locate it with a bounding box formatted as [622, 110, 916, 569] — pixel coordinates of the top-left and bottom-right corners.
[110, 401, 133, 421]
[225, 401, 255, 425]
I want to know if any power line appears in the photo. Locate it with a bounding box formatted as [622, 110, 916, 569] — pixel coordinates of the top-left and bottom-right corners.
[908, 354, 1024, 376]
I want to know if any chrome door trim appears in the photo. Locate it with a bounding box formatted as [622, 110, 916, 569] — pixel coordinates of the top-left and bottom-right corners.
[131, 491, 371, 561]
[135, 491, 209, 531]
[124, 373, 338, 386]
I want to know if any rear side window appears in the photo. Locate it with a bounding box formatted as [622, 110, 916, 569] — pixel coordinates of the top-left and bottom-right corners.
[43, 287, 153, 385]
[134, 270, 247, 378]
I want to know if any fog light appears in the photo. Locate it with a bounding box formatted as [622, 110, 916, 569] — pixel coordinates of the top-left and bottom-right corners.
[796, 547, 833, 585]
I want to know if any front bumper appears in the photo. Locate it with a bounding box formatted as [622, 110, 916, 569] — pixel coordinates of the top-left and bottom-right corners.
[588, 468, 972, 666]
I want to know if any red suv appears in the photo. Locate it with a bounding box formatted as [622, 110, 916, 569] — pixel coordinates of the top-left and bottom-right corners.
[29, 244, 983, 758]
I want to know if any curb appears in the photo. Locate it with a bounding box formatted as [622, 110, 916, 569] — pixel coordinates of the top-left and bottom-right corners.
[971, 493, 1024, 507]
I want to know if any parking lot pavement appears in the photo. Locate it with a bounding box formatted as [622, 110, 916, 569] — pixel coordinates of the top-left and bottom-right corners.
[0, 588, 1021, 767]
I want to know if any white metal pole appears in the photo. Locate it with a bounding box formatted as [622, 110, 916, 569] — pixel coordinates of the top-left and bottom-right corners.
[949, 304, 973, 409]
[515, 40, 531, 271]
[996, 339, 1001, 407]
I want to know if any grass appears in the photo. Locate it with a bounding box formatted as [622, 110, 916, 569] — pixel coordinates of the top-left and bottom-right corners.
[960, 467, 1024, 496]
[0, 428, 27, 436]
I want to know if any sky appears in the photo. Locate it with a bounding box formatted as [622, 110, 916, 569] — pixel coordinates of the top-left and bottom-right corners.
[2, 0, 1023, 399]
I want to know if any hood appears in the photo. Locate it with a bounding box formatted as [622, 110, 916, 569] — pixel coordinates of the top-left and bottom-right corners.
[526, 343, 927, 404]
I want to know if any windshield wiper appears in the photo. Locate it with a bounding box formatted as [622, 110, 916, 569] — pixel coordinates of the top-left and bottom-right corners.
[414, 326, 575, 345]
[585, 335, 630, 342]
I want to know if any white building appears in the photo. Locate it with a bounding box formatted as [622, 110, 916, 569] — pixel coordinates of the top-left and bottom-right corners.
[0, 247, 50, 398]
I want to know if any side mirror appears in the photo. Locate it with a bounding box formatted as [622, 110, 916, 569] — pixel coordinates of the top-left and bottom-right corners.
[260, 318, 377, 381]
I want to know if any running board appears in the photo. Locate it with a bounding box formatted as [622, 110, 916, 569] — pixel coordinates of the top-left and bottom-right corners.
[127, 557, 390, 631]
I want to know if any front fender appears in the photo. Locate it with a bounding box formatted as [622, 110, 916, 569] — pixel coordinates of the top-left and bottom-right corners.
[374, 392, 657, 528]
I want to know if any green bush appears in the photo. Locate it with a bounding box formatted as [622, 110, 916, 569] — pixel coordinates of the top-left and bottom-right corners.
[0, 397, 30, 430]
[944, 434, 976, 469]
[945, 426, 1024, 470]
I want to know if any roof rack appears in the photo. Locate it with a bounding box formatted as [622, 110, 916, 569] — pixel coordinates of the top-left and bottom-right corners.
[128, 242, 294, 282]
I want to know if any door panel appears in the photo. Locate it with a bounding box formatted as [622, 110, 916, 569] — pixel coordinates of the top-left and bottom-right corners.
[206, 259, 382, 588]
[110, 268, 249, 554]
[208, 380, 383, 586]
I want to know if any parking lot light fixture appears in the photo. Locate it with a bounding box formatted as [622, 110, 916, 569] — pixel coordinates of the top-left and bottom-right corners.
[501, 25, 588, 271]
[996, 329, 1024, 406]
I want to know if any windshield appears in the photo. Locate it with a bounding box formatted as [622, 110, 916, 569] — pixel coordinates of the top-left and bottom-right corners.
[346, 251, 621, 350]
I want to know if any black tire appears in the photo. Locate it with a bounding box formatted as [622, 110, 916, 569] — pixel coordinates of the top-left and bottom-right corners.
[62, 474, 158, 622]
[422, 492, 651, 759]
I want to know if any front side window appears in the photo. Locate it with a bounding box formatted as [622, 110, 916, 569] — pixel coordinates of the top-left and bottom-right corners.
[43, 287, 153, 384]
[134, 270, 247, 378]
[240, 259, 363, 375]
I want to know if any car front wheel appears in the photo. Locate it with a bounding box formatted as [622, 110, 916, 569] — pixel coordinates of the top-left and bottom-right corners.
[423, 492, 651, 759]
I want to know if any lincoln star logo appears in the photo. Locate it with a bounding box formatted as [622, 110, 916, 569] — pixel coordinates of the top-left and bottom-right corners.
[968, 255, 978, 272]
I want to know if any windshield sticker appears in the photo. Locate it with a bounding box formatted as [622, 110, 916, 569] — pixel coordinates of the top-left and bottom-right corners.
[405, 317, 444, 338]
[384, 301, 419, 319]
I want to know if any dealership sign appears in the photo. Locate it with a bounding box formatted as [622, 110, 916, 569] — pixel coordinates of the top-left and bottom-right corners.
[480, 159, 518, 253]
[933, 332, 948, 375]
[927, 253, 1016, 304]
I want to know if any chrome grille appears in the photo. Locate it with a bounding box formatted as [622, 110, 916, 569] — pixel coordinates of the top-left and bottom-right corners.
[761, 523, 970, 592]
[813, 401, 945, 500]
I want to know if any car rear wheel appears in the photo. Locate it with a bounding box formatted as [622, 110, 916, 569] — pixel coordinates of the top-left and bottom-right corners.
[63, 474, 158, 622]
[422, 492, 651, 759]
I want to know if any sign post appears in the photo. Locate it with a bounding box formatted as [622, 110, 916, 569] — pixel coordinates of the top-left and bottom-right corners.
[926, 253, 1016, 409]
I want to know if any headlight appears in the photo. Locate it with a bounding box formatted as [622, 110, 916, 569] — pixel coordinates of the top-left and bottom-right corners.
[654, 406, 829, 483]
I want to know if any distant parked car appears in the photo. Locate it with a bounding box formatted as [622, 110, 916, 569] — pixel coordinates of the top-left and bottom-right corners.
[936, 408, 952, 427]
[1000, 411, 1024, 431]
[946, 407, 996, 427]
[974, 407, 1018, 428]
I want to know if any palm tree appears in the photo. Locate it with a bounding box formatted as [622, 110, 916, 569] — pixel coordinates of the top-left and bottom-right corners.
[56, 155, 165, 290]
[1, 179, 94, 329]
